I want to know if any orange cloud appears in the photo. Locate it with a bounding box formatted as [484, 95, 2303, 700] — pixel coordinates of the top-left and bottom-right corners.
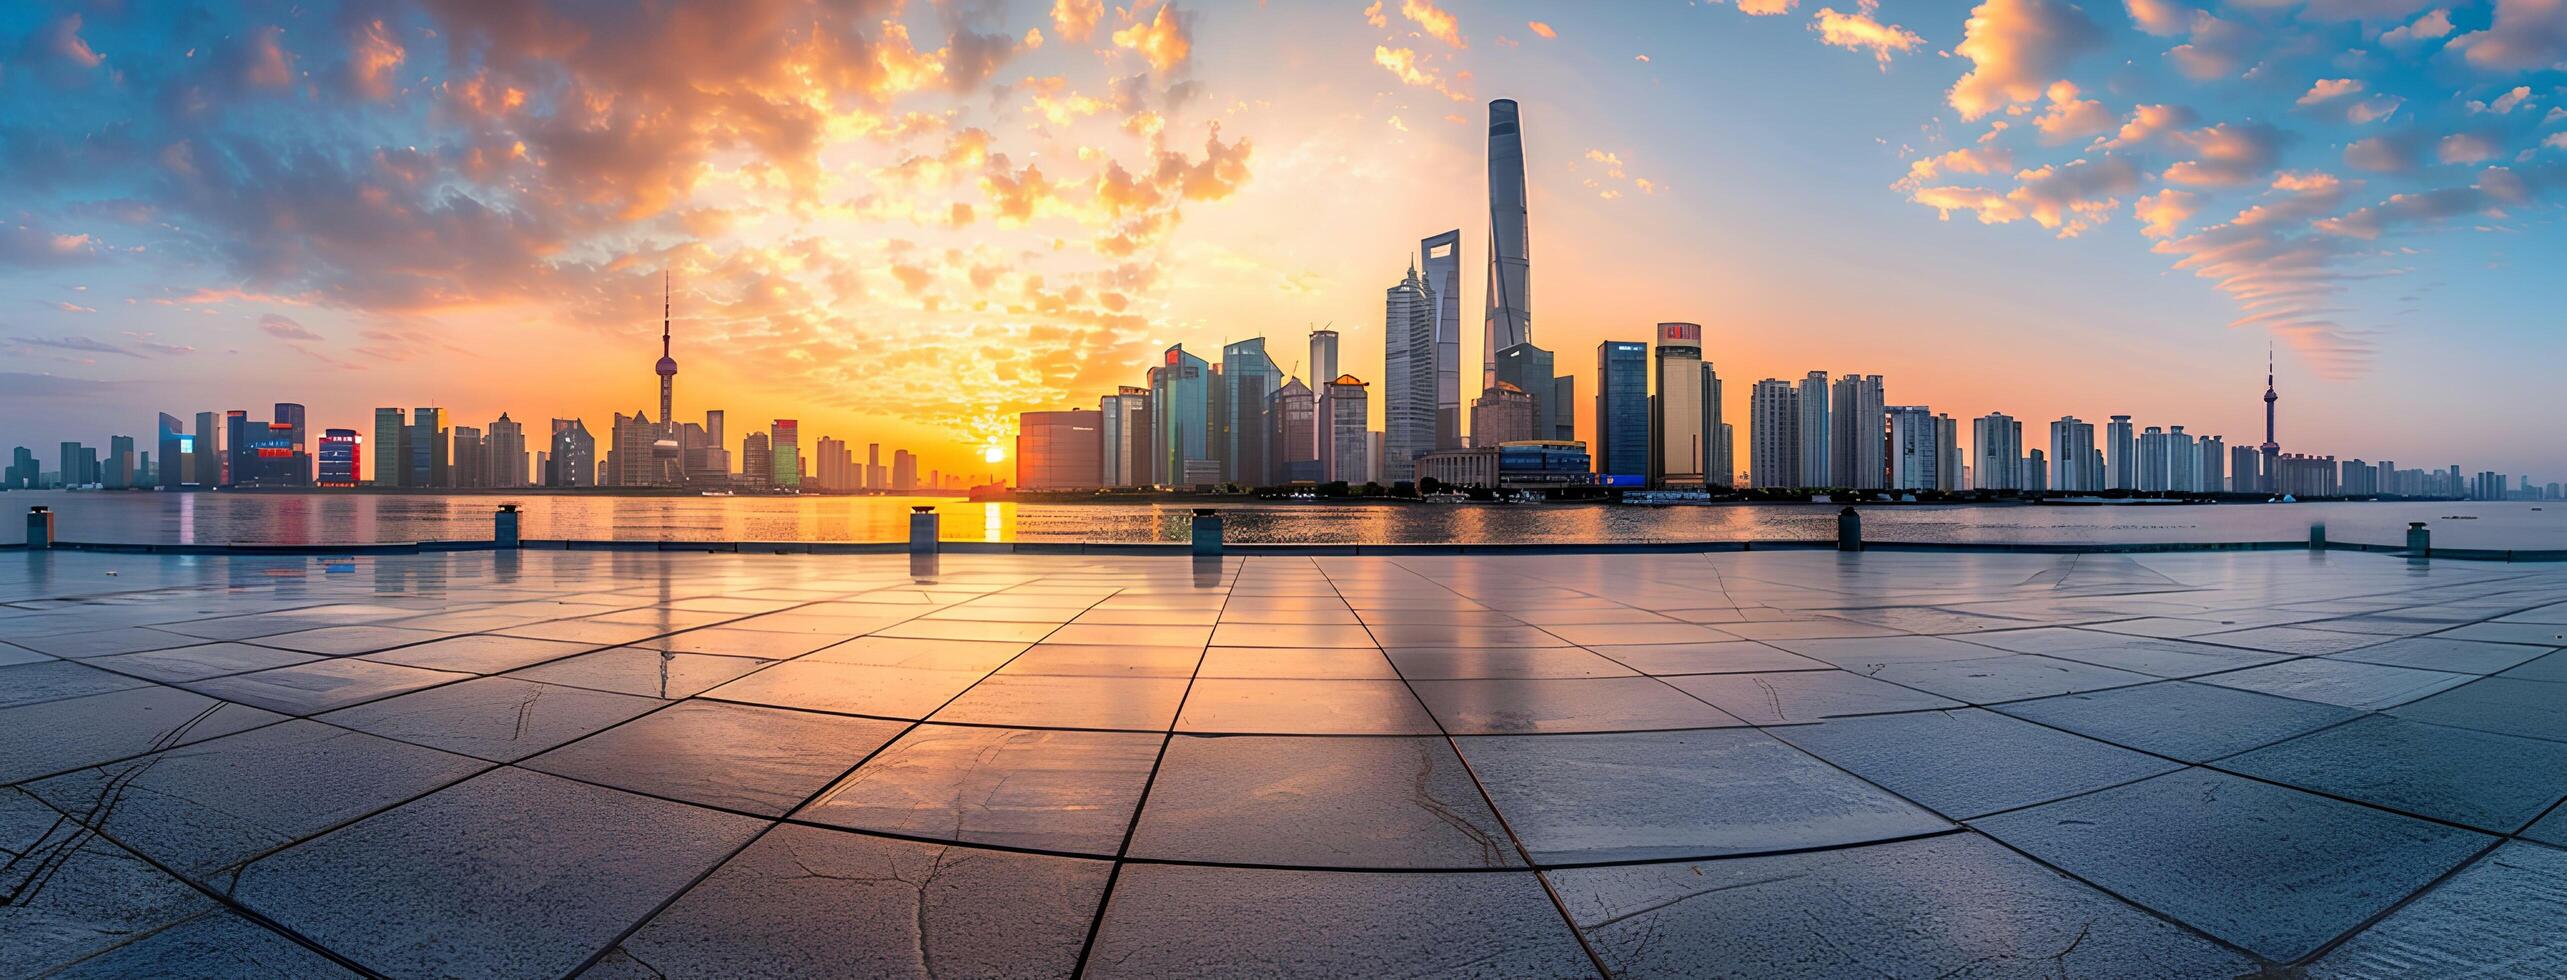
[1812, 0, 1925, 68]
[1401, 0, 1467, 47]
[1053, 0, 1104, 42]
[1527, 21, 1558, 39]
[1113, 2, 1192, 73]
[2032, 81, 2113, 142]
[2133, 189, 2199, 237]
[1373, 45, 1469, 101]
[1949, 0, 2105, 120]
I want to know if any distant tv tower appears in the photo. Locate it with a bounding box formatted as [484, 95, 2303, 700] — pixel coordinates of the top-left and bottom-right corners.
[2259, 344, 2280, 492]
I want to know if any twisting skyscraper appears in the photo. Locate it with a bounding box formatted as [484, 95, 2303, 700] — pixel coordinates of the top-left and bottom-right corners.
[1484, 99, 1531, 388]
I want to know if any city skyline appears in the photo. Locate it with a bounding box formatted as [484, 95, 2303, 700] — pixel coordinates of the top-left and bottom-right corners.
[1, 1, 2563, 477]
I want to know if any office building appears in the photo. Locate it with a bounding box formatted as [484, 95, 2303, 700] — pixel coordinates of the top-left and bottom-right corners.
[1594, 341, 1650, 481]
[1272, 378, 1318, 483]
[1471, 383, 1537, 446]
[1484, 99, 1531, 386]
[155, 413, 188, 489]
[1155, 345, 1216, 486]
[1495, 342, 1569, 443]
[408, 407, 447, 488]
[770, 420, 800, 488]
[1798, 371, 1832, 488]
[1649, 323, 1708, 487]
[1323, 375, 1370, 484]
[740, 431, 771, 489]
[867, 443, 883, 490]
[373, 408, 408, 486]
[1383, 257, 1440, 482]
[892, 449, 918, 491]
[487, 414, 528, 488]
[1017, 409, 1103, 490]
[106, 435, 135, 489]
[1829, 374, 1886, 490]
[317, 429, 362, 487]
[1422, 232, 1463, 449]
[452, 426, 486, 488]
[1099, 386, 1152, 487]
[1222, 338, 1280, 485]
[1973, 413, 2023, 491]
[5, 447, 35, 489]
[549, 419, 595, 488]
[1750, 379, 1801, 489]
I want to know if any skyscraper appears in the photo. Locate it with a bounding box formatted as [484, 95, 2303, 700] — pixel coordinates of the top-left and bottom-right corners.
[155, 413, 187, 490]
[1829, 375, 1886, 490]
[1016, 410, 1102, 490]
[317, 429, 360, 487]
[1888, 405, 1940, 490]
[1974, 413, 2023, 491]
[192, 411, 218, 489]
[770, 420, 800, 488]
[1420, 231, 1463, 449]
[373, 408, 408, 486]
[1155, 345, 1216, 486]
[1494, 342, 1561, 444]
[1323, 376, 1370, 484]
[1221, 338, 1280, 484]
[409, 407, 446, 488]
[740, 431, 772, 488]
[1594, 341, 1649, 480]
[1484, 99, 1531, 385]
[2050, 417, 2098, 492]
[1307, 328, 1338, 456]
[451, 426, 486, 488]
[1750, 380, 1800, 489]
[1798, 371, 1831, 488]
[550, 418, 595, 487]
[488, 414, 528, 488]
[1271, 378, 1318, 482]
[1099, 386, 1152, 488]
[2105, 415, 2136, 490]
[1649, 323, 1707, 487]
[2139, 426, 2169, 492]
[1382, 261, 1438, 482]
[107, 435, 134, 489]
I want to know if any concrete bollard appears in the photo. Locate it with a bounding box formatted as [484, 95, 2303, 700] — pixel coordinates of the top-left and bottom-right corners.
[2406, 522, 2431, 558]
[1837, 506, 1863, 552]
[909, 506, 940, 555]
[2309, 523, 2327, 551]
[1191, 508, 1224, 557]
[25, 506, 53, 550]
[493, 504, 521, 549]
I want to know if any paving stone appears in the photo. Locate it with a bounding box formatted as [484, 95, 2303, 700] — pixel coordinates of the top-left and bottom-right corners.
[251, 625, 448, 656]
[2391, 676, 2567, 742]
[2309, 842, 2567, 978]
[0, 787, 216, 976]
[0, 686, 284, 784]
[1384, 645, 1638, 678]
[1084, 864, 1597, 979]
[0, 641, 56, 667]
[26, 719, 485, 877]
[0, 659, 152, 708]
[2438, 622, 2567, 647]
[6, 626, 208, 659]
[1409, 676, 1746, 734]
[233, 767, 766, 979]
[928, 674, 1191, 730]
[1973, 768, 2493, 961]
[1998, 680, 2361, 761]
[1663, 670, 1962, 725]
[1174, 677, 1440, 734]
[2202, 658, 2475, 709]
[797, 725, 1161, 855]
[1550, 833, 2255, 979]
[1131, 735, 1519, 868]
[46, 909, 358, 979]
[359, 634, 598, 673]
[2331, 636, 2554, 675]
[84, 643, 320, 682]
[2525, 808, 2567, 847]
[2500, 649, 2567, 683]
[185, 658, 470, 715]
[1776, 708, 2181, 819]
[526, 701, 906, 815]
[2032, 637, 2291, 678]
[1859, 653, 2156, 704]
[705, 660, 986, 718]
[629, 626, 856, 659]
[1460, 728, 1951, 863]
[1583, 640, 1830, 675]
[504, 646, 774, 698]
[605, 824, 1107, 978]
[1194, 647, 1401, 679]
[319, 676, 662, 762]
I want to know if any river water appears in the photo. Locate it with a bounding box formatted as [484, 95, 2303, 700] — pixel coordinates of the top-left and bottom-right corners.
[4, 491, 2561, 550]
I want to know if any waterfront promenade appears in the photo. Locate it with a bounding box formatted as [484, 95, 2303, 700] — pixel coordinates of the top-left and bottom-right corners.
[1, 547, 2562, 977]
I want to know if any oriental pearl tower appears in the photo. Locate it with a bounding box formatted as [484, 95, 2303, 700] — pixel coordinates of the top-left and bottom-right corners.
[652, 271, 681, 479]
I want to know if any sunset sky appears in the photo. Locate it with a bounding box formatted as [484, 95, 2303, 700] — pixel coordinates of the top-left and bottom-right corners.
[1, 0, 2561, 480]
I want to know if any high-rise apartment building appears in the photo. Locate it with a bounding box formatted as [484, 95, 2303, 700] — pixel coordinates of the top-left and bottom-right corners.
[1798, 371, 1831, 488]
[2105, 415, 2136, 490]
[1888, 406, 1940, 490]
[892, 449, 918, 491]
[2138, 426, 2169, 492]
[452, 426, 486, 488]
[488, 414, 528, 488]
[1973, 413, 2023, 491]
[1594, 341, 1649, 480]
[1750, 379, 1800, 489]
[1829, 374, 1886, 490]
[2049, 417, 2098, 492]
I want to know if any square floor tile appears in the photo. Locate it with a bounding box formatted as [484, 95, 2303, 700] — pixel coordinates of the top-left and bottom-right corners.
[2525, 807, 2567, 847]
[1972, 768, 2492, 960]
[1550, 833, 2253, 979]
[1776, 708, 2181, 819]
[2310, 842, 2567, 978]
[801, 636, 1028, 672]
[0, 660, 151, 708]
[602, 824, 1109, 980]
[0, 788, 217, 976]
[525, 701, 906, 816]
[319, 677, 662, 762]
[796, 725, 1161, 855]
[85, 643, 319, 683]
[186, 659, 469, 715]
[2202, 658, 2475, 710]
[1861, 654, 2154, 704]
[233, 767, 766, 979]
[1409, 677, 1746, 734]
[1083, 865, 1595, 979]
[43, 909, 357, 979]
[359, 634, 596, 674]
[705, 661, 985, 719]
[2331, 636, 2553, 675]
[1194, 647, 1399, 679]
[2499, 650, 2567, 683]
[1460, 728, 1951, 864]
[1130, 735, 1518, 868]
[994, 644, 1202, 678]
[2223, 715, 2567, 832]
[1664, 670, 1962, 725]
[6, 627, 207, 659]
[1174, 678, 1439, 735]
[1207, 623, 1379, 648]
[251, 625, 448, 656]
[2035, 638, 2291, 678]
[505, 647, 773, 699]
[2392, 677, 2567, 742]
[25, 719, 485, 876]
[0, 687, 283, 784]
[1384, 646, 1637, 679]
[1997, 681, 2360, 762]
[1587, 640, 1830, 676]
[629, 627, 854, 660]
[928, 674, 1190, 731]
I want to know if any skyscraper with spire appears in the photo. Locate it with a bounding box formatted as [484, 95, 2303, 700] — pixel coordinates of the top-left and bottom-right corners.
[2259, 347, 2279, 493]
[1484, 99, 1531, 388]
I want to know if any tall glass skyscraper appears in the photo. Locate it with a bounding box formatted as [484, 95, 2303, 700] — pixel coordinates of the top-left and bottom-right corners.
[1154, 345, 1213, 486]
[1494, 342, 1557, 447]
[1221, 338, 1280, 485]
[1650, 323, 1707, 487]
[1420, 231, 1462, 450]
[1382, 263, 1438, 482]
[1484, 99, 1530, 388]
[1595, 342, 1649, 479]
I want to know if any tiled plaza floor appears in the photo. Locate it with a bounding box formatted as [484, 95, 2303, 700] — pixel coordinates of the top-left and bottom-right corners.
[2, 547, 2564, 977]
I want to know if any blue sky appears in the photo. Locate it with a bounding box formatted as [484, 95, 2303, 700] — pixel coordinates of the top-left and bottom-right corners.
[0, 0, 2561, 478]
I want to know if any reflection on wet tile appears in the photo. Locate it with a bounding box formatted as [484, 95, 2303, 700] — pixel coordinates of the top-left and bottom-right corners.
[1084, 865, 1596, 979]
[186, 659, 469, 715]
[798, 725, 1160, 855]
[1998, 681, 2360, 762]
[359, 634, 596, 674]
[928, 674, 1190, 730]
[0, 687, 284, 784]
[2201, 658, 2474, 710]
[85, 643, 319, 683]
[1194, 647, 1399, 679]
[1132, 736, 1518, 868]
[320, 677, 662, 762]
[1585, 640, 1830, 675]
[1409, 677, 1746, 734]
[1860, 654, 2154, 704]
[606, 824, 1109, 980]
[1973, 769, 2491, 960]
[2223, 715, 2567, 832]
[234, 768, 765, 979]
[1461, 729, 1951, 864]
[2330, 636, 2552, 675]
[26, 719, 485, 877]
[1384, 646, 1636, 679]
[506, 647, 773, 699]
[526, 701, 906, 816]
[705, 661, 984, 719]
[1777, 708, 2180, 819]
[1664, 670, 1961, 725]
[1551, 834, 2254, 979]
[1175, 678, 1439, 735]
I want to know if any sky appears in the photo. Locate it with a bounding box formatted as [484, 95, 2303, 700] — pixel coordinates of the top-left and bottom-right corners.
[0, 0, 2561, 482]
